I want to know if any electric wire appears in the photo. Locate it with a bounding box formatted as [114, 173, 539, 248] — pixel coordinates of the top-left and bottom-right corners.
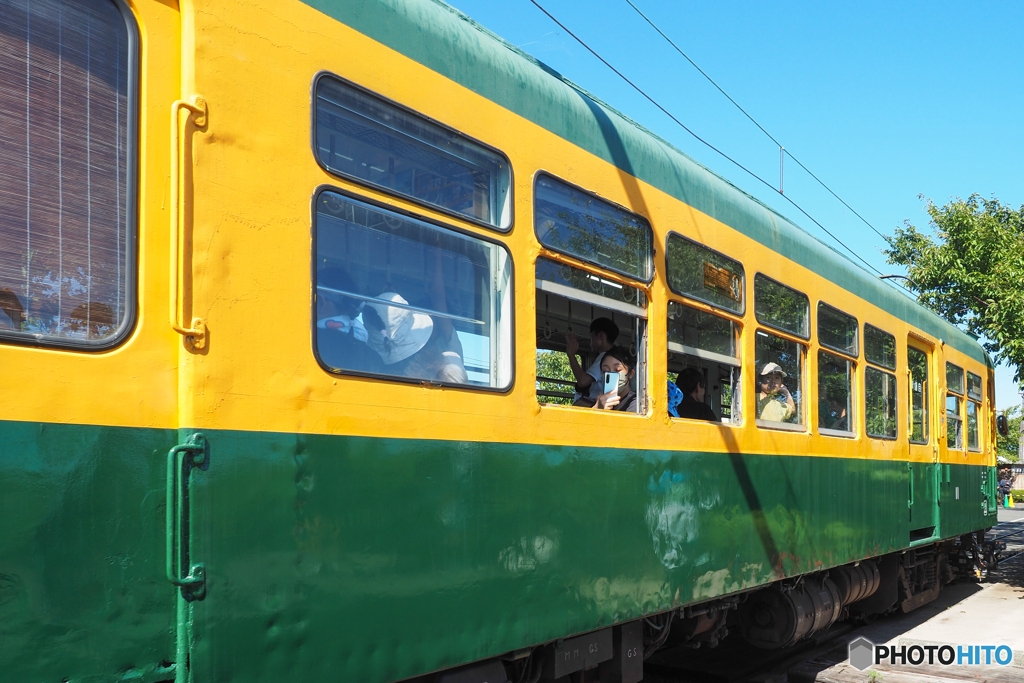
[526, 0, 894, 282]
[623, 0, 894, 248]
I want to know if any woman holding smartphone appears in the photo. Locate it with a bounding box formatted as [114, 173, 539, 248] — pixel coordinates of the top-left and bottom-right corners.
[594, 346, 637, 413]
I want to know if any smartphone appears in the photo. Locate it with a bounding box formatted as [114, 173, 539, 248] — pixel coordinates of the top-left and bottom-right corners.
[603, 371, 619, 395]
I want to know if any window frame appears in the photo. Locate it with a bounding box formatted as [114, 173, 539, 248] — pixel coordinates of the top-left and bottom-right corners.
[864, 365, 898, 441]
[310, 71, 515, 234]
[753, 273, 811, 340]
[0, 0, 140, 352]
[966, 399, 980, 452]
[817, 348, 856, 438]
[864, 323, 897, 371]
[754, 326, 807, 432]
[664, 231, 746, 315]
[532, 170, 655, 285]
[816, 301, 858, 358]
[907, 344, 930, 445]
[310, 185, 516, 393]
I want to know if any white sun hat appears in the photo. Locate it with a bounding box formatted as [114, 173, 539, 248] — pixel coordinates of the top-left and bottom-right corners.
[759, 362, 788, 377]
[366, 292, 434, 364]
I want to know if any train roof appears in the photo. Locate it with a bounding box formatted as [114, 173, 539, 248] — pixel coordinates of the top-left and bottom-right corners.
[305, 0, 989, 366]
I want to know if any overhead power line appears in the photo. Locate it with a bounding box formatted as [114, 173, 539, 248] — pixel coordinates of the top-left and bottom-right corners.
[525, 0, 901, 286]
[623, 0, 894, 248]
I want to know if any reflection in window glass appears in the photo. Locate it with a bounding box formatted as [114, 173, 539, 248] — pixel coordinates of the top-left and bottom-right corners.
[966, 400, 979, 451]
[865, 367, 897, 438]
[314, 191, 512, 388]
[0, 0, 135, 346]
[535, 258, 647, 309]
[967, 372, 983, 401]
[667, 301, 737, 360]
[865, 325, 896, 370]
[754, 274, 809, 338]
[818, 303, 858, 356]
[315, 77, 511, 229]
[946, 394, 963, 449]
[909, 346, 929, 443]
[534, 174, 652, 282]
[946, 363, 964, 395]
[818, 350, 852, 433]
[665, 234, 744, 314]
[755, 331, 804, 426]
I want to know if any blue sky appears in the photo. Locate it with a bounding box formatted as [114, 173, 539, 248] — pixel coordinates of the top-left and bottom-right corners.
[445, 0, 1024, 411]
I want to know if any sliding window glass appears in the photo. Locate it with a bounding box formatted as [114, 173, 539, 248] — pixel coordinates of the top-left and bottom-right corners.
[908, 347, 929, 443]
[534, 174, 653, 282]
[817, 303, 857, 436]
[315, 76, 511, 230]
[755, 330, 804, 429]
[966, 371, 982, 451]
[0, 0, 137, 348]
[864, 325, 897, 438]
[667, 302, 740, 424]
[754, 274, 809, 339]
[665, 234, 744, 314]
[946, 362, 964, 450]
[314, 191, 512, 389]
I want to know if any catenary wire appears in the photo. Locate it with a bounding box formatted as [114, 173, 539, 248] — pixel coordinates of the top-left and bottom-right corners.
[623, 0, 894, 247]
[526, 0, 899, 284]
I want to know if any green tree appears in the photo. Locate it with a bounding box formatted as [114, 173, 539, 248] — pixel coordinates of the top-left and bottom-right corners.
[536, 349, 575, 406]
[997, 405, 1022, 462]
[885, 195, 1024, 384]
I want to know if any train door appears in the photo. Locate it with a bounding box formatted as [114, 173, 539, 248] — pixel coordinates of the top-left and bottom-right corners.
[907, 337, 939, 543]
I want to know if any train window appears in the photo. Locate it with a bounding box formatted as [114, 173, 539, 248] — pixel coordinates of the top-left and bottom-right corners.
[665, 234, 744, 314]
[818, 350, 853, 435]
[535, 257, 647, 413]
[946, 363, 964, 395]
[864, 324, 896, 370]
[966, 400, 980, 451]
[0, 0, 137, 348]
[946, 394, 963, 450]
[754, 274, 809, 339]
[314, 190, 512, 389]
[314, 76, 512, 231]
[865, 367, 898, 438]
[534, 174, 653, 283]
[908, 346, 929, 443]
[667, 301, 741, 424]
[755, 330, 804, 429]
[967, 372, 983, 401]
[817, 303, 857, 357]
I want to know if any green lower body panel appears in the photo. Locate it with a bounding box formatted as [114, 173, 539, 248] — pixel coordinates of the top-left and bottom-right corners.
[0, 420, 996, 683]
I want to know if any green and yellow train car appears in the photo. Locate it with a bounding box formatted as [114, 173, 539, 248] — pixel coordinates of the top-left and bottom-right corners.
[0, 0, 999, 682]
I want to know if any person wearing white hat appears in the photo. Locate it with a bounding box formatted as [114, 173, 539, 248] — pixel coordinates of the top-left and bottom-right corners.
[364, 291, 467, 384]
[757, 362, 796, 423]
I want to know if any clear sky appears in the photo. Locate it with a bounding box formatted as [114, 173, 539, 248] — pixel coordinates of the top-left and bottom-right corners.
[445, 0, 1024, 412]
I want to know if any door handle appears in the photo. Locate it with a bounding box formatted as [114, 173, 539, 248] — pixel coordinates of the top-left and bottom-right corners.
[166, 433, 210, 601]
[170, 97, 207, 349]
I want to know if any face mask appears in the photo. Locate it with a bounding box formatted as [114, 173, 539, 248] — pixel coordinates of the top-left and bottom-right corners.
[617, 374, 630, 391]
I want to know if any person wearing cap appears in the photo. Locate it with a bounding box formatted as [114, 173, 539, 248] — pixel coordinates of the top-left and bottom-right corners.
[757, 362, 796, 423]
[316, 268, 384, 374]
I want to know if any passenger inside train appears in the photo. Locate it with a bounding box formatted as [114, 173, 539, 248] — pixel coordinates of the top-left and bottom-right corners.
[565, 317, 618, 407]
[593, 345, 638, 413]
[674, 367, 719, 422]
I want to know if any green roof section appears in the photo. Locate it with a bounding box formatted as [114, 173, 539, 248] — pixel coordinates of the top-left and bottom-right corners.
[303, 0, 988, 365]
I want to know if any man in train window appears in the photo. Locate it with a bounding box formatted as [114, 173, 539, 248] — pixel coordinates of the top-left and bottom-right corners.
[565, 317, 618, 406]
[674, 367, 719, 422]
[757, 363, 796, 423]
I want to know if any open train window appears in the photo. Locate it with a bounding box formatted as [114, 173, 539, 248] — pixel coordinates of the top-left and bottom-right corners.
[754, 274, 809, 339]
[534, 174, 653, 283]
[667, 301, 739, 424]
[966, 371, 982, 451]
[755, 330, 804, 430]
[0, 0, 138, 349]
[535, 257, 646, 413]
[946, 362, 964, 450]
[313, 189, 512, 389]
[314, 74, 512, 231]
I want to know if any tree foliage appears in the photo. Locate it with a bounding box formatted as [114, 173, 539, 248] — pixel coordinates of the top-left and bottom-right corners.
[997, 405, 1022, 462]
[536, 350, 575, 406]
[886, 195, 1024, 384]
